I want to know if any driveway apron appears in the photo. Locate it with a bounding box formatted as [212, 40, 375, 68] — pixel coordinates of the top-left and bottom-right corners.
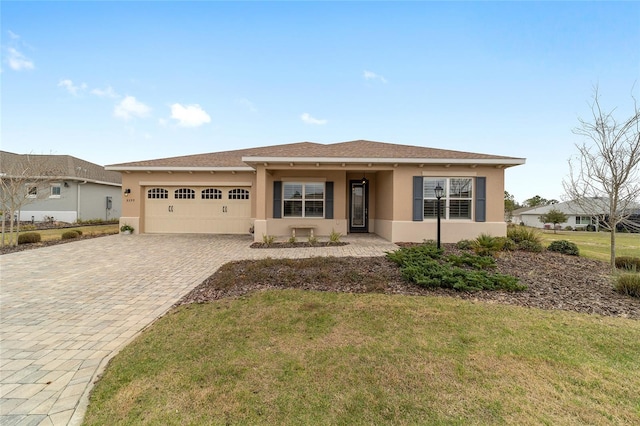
[0, 233, 397, 426]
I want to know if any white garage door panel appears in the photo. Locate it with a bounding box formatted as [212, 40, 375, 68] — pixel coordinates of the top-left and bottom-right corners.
[144, 187, 251, 234]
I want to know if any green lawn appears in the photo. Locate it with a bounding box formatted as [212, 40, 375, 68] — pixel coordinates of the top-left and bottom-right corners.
[84, 290, 640, 425]
[2, 224, 118, 245]
[538, 230, 639, 261]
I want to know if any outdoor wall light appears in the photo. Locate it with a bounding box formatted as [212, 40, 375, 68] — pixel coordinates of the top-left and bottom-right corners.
[124, 188, 131, 196]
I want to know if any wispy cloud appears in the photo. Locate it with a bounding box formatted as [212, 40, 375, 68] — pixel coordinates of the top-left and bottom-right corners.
[236, 97, 257, 112]
[58, 79, 87, 96]
[363, 70, 387, 84]
[91, 86, 119, 98]
[300, 112, 327, 125]
[8, 30, 20, 40]
[170, 103, 211, 127]
[114, 96, 151, 120]
[7, 47, 34, 71]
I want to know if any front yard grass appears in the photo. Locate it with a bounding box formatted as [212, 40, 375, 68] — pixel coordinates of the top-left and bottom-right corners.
[2, 224, 118, 245]
[538, 230, 639, 261]
[84, 290, 640, 425]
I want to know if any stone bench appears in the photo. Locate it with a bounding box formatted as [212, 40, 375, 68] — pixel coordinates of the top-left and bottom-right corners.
[289, 225, 317, 238]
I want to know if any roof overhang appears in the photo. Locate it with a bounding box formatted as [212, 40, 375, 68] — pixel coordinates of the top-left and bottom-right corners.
[241, 156, 526, 167]
[105, 166, 255, 172]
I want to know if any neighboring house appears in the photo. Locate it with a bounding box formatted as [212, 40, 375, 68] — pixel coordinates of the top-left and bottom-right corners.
[105, 140, 525, 243]
[516, 199, 640, 231]
[0, 151, 122, 223]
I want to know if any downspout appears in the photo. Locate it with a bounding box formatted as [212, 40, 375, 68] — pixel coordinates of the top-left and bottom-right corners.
[77, 180, 87, 222]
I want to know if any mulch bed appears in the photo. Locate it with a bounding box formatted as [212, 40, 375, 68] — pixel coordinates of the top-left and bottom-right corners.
[178, 247, 640, 320]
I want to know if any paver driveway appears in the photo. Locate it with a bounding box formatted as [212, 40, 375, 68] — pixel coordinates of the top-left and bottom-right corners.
[0, 233, 398, 426]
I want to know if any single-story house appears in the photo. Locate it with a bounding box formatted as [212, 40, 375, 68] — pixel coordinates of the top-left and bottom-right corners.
[515, 199, 640, 231]
[105, 140, 525, 243]
[0, 151, 122, 223]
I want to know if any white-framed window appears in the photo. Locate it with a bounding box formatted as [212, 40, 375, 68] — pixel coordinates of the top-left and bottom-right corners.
[229, 188, 249, 200]
[50, 184, 61, 198]
[175, 188, 195, 199]
[202, 188, 222, 200]
[27, 186, 37, 198]
[148, 188, 168, 199]
[423, 178, 473, 220]
[575, 216, 593, 225]
[283, 182, 324, 218]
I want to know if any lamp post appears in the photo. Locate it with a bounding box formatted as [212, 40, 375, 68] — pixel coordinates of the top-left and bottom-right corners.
[434, 184, 444, 249]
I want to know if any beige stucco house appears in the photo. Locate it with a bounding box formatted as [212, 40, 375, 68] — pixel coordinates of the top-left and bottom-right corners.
[105, 140, 525, 243]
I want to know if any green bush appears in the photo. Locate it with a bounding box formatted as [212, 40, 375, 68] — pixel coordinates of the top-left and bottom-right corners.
[74, 229, 83, 236]
[473, 234, 504, 257]
[507, 226, 542, 245]
[386, 245, 525, 292]
[455, 239, 474, 250]
[615, 256, 640, 271]
[18, 232, 42, 244]
[564, 226, 573, 231]
[615, 274, 640, 298]
[21, 224, 37, 231]
[547, 240, 580, 256]
[61, 230, 80, 240]
[517, 240, 544, 253]
[496, 237, 517, 251]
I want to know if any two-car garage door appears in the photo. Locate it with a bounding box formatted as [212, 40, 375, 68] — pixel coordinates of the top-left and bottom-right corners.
[144, 186, 251, 234]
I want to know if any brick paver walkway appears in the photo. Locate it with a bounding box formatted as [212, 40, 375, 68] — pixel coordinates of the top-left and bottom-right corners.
[0, 233, 397, 425]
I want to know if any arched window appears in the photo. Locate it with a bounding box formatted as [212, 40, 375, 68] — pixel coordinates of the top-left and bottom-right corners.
[229, 188, 250, 200]
[202, 188, 222, 200]
[147, 188, 168, 199]
[175, 188, 195, 199]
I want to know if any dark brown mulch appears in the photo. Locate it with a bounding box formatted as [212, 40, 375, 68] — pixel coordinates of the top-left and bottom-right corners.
[250, 241, 349, 249]
[177, 247, 640, 320]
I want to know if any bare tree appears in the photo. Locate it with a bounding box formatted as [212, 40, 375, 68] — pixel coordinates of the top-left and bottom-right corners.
[563, 86, 640, 270]
[0, 152, 62, 246]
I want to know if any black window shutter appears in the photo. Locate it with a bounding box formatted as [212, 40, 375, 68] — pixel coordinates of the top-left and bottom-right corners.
[273, 181, 282, 219]
[413, 176, 424, 221]
[475, 177, 486, 222]
[325, 182, 334, 219]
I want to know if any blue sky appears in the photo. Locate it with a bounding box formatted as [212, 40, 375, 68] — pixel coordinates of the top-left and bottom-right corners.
[2, 1, 639, 203]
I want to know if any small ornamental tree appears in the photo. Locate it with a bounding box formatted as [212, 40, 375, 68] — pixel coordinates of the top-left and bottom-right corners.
[539, 209, 568, 233]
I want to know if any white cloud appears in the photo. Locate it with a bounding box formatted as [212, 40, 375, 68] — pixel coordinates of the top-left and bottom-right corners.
[7, 47, 34, 71]
[58, 79, 87, 96]
[170, 103, 211, 127]
[363, 70, 387, 84]
[236, 97, 257, 112]
[300, 112, 327, 125]
[91, 86, 119, 98]
[114, 96, 151, 120]
[8, 30, 20, 40]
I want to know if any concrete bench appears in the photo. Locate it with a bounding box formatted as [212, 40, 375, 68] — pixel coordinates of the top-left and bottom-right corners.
[289, 225, 317, 238]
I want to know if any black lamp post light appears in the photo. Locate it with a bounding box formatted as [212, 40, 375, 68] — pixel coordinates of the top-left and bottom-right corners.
[434, 184, 444, 249]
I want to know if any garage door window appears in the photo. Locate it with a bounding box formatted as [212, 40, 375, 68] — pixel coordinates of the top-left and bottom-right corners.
[229, 188, 249, 200]
[175, 188, 195, 199]
[202, 188, 222, 200]
[148, 188, 168, 199]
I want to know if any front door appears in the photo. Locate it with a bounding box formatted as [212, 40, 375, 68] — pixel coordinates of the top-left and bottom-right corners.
[349, 180, 368, 233]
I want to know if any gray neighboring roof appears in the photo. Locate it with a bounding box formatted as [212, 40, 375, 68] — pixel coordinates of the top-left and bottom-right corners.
[519, 199, 640, 216]
[105, 140, 526, 170]
[0, 151, 121, 185]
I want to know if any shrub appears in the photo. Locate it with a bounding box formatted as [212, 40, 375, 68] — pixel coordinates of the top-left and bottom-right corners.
[517, 240, 544, 253]
[507, 226, 542, 245]
[473, 234, 504, 257]
[329, 229, 342, 243]
[496, 237, 517, 251]
[288, 236, 297, 243]
[615, 274, 640, 298]
[61, 230, 80, 240]
[308, 235, 318, 245]
[564, 226, 573, 231]
[547, 240, 580, 256]
[21, 224, 37, 231]
[456, 239, 474, 250]
[615, 256, 640, 271]
[18, 232, 42, 244]
[386, 245, 525, 292]
[262, 234, 275, 245]
[74, 229, 83, 236]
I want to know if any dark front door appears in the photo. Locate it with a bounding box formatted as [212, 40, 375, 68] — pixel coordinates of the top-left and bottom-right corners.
[349, 180, 368, 233]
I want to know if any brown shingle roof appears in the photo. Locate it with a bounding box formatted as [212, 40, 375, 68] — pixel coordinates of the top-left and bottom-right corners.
[106, 140, 524, 169]
[0, 151, 121, 185]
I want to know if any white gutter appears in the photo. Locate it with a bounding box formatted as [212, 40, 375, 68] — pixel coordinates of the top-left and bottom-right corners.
[241, 156, 526, 165]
